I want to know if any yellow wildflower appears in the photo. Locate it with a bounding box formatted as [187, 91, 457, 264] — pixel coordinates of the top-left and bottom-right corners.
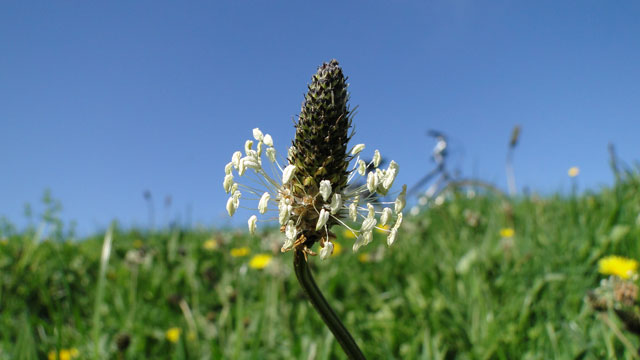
[568, 166, 579, 177]
[499, 228, 515, 238]
[332, 241, 343, 256]
[358, 253, 371, 263]
[598, 255, 638, 280]
[249, 254, 272, 269]
[203, 239, 218, 251]
[47, 349, 79, 360]
[342, 228, 357, 239]
[230, 247, 250, 257]
[166, 327, 181, 343]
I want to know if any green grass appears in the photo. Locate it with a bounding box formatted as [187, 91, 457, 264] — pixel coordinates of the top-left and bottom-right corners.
[2, 171, 640, 359]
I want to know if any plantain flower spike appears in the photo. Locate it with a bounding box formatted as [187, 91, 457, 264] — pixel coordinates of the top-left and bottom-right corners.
[224, 59, 405, 259]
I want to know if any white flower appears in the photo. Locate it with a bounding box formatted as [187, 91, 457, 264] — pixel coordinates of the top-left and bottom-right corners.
[316, 209, 330, 231]
[258, 192, 270, 214]
[350, 143, 365, 155]
[320, 241, 333, 260]
[282, 165, 296, 185]
[224, 128, 406, 257]
[319, 180, 332, 201]
[248, 215, 257, 235]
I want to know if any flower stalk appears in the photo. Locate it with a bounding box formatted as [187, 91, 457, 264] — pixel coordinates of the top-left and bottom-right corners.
[293, 249, 366, 359]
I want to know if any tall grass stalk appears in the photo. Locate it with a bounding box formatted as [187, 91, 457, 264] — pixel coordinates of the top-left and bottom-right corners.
[91, 224, 113, 359]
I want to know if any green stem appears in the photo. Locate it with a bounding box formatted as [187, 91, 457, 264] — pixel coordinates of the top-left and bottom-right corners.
[293, 250, 366, 360]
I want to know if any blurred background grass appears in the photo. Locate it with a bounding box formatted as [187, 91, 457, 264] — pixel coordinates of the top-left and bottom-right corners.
[2, 168, 640, 359]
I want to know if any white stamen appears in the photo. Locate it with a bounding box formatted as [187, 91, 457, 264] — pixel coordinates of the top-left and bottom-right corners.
[279, 201, 292, 225]
[380, 207, 392, 226]
[367, 171, 378, 193]
[285, 220, 297, 241]
[258, 192, 270, 214]
[223, 174, 234, 193]
[319, 180, 332, 201]
[381, 160, 399, 191]
[245, 140, 253, 154]
[320, 241, 333, 260]
[263, 134, 273, 147]
[248, 215, 257, 235]
[387, 228, 397, 246]
[392, 212, 403, 230]
[361, 216, 377, 233]
[358, 160, 366, 176]
[330, 193, 342, 214]
[232, 151, 242, 169]
[350, 143, 365, 155]
[282, 165, 296, 185]
[349, 203, 358, 222]
[252, 128, 264, 141]
[373, 150, 381, 167]
[395, 184, 407, 213]
[226, 194, 239, 217]
[316, 209, 330, 231]
[266, 147, 277, 163]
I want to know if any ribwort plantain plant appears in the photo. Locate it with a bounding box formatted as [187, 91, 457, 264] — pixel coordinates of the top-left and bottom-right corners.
[224, 60, 406, 359]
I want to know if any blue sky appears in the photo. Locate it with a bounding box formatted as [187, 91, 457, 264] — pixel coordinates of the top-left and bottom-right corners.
[2, 1, 639, 235]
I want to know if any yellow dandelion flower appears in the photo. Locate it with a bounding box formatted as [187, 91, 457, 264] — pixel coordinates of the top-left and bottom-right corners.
[132, 239, 143, 249]
[166, 327, 181, 343]
[598, 255, 638, 280]
[342, 228, 357, 239]
[332, 241, 343, 256]
[249, 254, 272, 269]
[58, 349, 72, 360]
[358, 253, 371, 263]
[568, 166, 579, 177]
[499, 227, 515, 238]
[230, 247, 250, 257]
[375, 224, 390, 234]
[203, 239, 218, 251]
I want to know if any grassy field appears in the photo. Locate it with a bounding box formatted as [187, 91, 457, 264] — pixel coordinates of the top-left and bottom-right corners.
[2, 170, 640, 359]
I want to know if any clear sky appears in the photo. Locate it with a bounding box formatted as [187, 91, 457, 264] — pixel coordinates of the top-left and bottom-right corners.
[2, 1, 639, 235]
